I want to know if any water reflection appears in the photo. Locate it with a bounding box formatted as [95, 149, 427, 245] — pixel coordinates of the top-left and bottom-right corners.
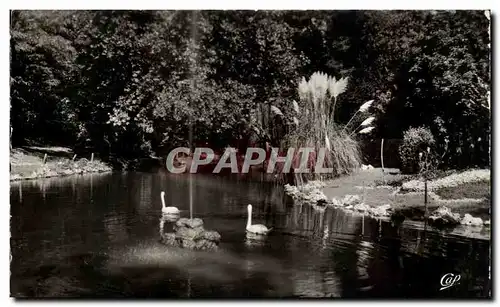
[245, 233, 267, 247]
[10, 172, 491, 298]
[161, 213, 179, 224]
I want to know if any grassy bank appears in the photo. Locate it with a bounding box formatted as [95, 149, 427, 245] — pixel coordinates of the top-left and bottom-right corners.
[393, 180, 490, 220]
[10, 147, 112, 181]
[317, 167, 491, 223]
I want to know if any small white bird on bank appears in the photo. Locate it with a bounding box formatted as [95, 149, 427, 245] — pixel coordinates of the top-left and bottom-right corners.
[246, 204, 271, 235]
[161, 191, 180, 215]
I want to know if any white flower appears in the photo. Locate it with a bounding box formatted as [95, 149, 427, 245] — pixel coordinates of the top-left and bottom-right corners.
[292, 100, 300, 113]
[270, 106, 283, 117]
[359, 100, 374, 112]
[358, 126, 374, 134]
[327, 76, 337, 97]
[298, 77, 309, 100]
[329, 77, 349, 99]
[360, 116, 375, 127]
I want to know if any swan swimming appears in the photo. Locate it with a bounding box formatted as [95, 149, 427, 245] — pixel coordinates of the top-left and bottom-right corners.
[246, 204, 271, 235]
[161, 191, 180, 215]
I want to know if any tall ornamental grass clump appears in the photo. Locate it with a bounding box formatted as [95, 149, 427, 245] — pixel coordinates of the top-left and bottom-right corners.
[278, 72, 375, 182]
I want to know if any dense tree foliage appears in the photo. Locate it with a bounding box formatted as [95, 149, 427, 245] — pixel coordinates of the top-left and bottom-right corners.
[10, 10, 490, 170]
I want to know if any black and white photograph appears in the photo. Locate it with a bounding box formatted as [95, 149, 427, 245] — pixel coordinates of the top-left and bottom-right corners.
[8, 5, 493, 299]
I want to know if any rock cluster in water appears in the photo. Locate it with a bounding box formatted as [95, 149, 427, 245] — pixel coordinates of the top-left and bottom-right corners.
[460, 213, 484, 226]
[335, 195, 392, 218]
[284, 181, 392, 219]
[427, 206, 461, 227]
[284, 181, 328, 205]
[392, 205, 488, 229]
[160, 218, 221, 251]
[425, 206, 487, 228]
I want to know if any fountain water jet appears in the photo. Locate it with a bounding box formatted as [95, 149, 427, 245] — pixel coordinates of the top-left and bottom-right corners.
[188, 10, 199, 221]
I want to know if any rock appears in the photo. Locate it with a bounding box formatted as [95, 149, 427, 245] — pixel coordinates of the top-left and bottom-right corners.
[369, 204, 392, 217]
[295, 192, 306, 200]
[361, 164, 374, 171]
[195, 239, 218, 251]
[162, 218, 220, 251]
[160, 233, 179, 246]
[285, 182, 331, 204]
[329, 198, 342, 207]
[46, 170, 59, 177]
[175, 226, 204, 240]
[345, 205, 353, 210]
[301, 189, 327, 205]
[198, 230, 221, 242]
[460, 214, 483, 226]
[284, 184, 299, 196]
[175, 218, 203, 229]
[180, 239, 197, 249]
[342, 194, 361, 207]
[75, 158, 89, 168]
[428, 206, 461, 227]
[353, 203, 370, 213]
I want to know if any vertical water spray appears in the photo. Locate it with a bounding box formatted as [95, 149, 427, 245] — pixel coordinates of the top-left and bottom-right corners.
[18, 183, 22, 203]
[188, 10, 199, 220]
[90, 174, 93, 201]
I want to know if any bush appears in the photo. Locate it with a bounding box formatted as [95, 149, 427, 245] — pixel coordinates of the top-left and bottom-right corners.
[399, 127, 435, 174]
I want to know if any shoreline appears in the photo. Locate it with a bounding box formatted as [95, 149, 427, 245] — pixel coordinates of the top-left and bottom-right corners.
[10, 168, 113, 182]
[10, 147, 112, 182]
[284, 168, 491, 239]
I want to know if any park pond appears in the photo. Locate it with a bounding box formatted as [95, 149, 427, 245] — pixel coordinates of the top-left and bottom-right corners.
[10, 171, 491, 298]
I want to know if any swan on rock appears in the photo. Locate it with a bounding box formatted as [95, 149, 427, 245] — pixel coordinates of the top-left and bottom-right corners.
[161, 191, 180, 215]
[246, 204, 271, 235]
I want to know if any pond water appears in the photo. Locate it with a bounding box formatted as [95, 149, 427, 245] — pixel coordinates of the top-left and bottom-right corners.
[10, 171, 491, 298]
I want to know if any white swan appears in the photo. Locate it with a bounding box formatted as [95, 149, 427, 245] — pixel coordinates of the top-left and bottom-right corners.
[161, 191, 180, 215]
[246, 204, 271, 235]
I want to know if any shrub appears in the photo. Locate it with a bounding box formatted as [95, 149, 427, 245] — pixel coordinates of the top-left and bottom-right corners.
[399, 127, 435, 174]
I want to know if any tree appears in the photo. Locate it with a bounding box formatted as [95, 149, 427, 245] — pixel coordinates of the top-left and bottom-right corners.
[11, 10, 79, 145]
[359, 10, 490, 168]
